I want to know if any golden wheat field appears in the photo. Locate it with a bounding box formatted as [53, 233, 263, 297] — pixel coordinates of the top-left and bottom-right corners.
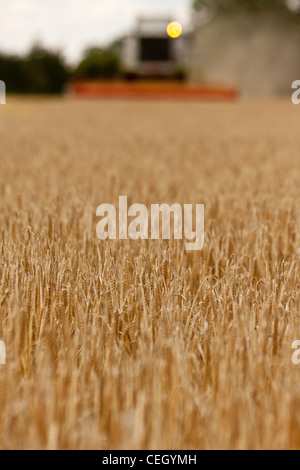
[0, 97, 299, 450]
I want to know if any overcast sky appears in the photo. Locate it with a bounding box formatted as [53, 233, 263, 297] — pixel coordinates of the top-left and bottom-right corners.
[0, 0, 191, 63]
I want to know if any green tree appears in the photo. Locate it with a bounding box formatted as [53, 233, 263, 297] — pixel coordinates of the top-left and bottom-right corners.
[0, 44, 69, 94]
[26, 44, 70, 93]
[74, 47, 120, 79]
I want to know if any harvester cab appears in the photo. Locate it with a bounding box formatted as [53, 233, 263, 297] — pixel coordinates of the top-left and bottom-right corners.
[121, 17, 187, 80]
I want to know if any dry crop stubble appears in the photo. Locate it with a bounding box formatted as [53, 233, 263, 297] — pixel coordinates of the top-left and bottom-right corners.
[0, 97, 299, 449]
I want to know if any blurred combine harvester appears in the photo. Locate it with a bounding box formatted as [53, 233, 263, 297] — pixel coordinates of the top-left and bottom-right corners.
[69, 16, 238, 101]
[121, 17, 187, 80]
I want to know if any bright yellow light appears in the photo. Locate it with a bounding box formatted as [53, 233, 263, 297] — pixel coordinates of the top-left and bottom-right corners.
[167, 21, 183, 39]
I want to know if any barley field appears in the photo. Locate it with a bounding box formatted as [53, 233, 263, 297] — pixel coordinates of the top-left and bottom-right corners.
[0, 97, 299, 450]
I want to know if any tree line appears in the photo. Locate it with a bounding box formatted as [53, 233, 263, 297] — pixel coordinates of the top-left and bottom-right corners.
[0, 43, 121, 94]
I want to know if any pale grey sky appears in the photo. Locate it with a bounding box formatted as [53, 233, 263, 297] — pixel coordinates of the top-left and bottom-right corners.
[0, 0, 191, 63]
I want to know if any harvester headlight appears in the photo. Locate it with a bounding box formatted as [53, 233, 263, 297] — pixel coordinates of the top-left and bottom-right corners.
[167, 21, 183, 39]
